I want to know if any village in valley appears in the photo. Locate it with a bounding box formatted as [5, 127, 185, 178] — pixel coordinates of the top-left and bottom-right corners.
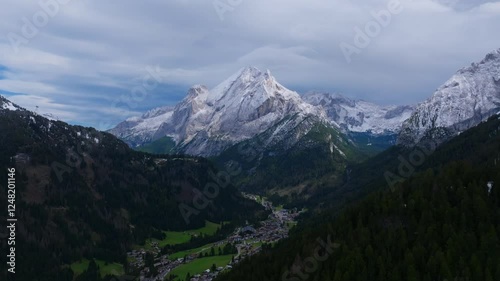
[127, 194, 302, 281]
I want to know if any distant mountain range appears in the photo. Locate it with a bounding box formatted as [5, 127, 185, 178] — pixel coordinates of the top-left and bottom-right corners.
[303, 92, 414, 135]
[110, 48, 500, 158]
[109, 67, 414, 158]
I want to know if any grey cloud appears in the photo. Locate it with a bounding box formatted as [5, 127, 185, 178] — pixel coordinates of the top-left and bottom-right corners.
[0, 0, 499, 128]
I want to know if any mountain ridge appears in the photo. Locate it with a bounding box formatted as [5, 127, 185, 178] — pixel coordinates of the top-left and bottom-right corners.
[110, 67, 414, 156]
[303, 91, 415, 135]
[110, 66, 330, 156]
[398, 48, 500, 146]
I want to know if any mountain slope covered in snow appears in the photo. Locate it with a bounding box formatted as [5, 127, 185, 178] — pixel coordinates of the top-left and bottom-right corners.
[111, 67, 416, 157]
[110, 67, 328, 156]
[0, 95, 23, 111]
[398, 48, 500, 146]
[303, 92, 414, 135]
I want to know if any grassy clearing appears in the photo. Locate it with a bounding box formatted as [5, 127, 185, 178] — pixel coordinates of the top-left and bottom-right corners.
[136, 221, 224, 250]
[70, 259, 124, 277]
[168, 242, 228, 260]
[167, 255, 233, 281]
[160, 231, 192, 247]
[132, 231, 190, 251]
[195, 221, 221, 236]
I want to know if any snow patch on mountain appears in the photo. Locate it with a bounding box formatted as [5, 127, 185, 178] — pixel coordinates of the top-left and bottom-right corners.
[3, 102, 17, 111]
[303, 92, 414, 135]
[399, 48, 500, 146]
[41, 113, 61, 121]
[0, 96, 21, 111]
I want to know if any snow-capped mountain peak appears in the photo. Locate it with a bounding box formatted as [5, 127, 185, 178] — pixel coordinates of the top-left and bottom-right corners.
[398, 48, 500, 146]
[208, 67, 300, 103]
[110, 67, 326, 156]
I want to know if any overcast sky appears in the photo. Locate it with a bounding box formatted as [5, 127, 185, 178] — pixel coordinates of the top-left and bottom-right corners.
[1, 0, 499, 129]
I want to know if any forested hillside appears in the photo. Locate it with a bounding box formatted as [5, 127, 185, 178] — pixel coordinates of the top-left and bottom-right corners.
[274, 111, 500, 215]
[216, 115, 500, 281]
[213, 120, 364, 193]
[0, 105, 264, 281]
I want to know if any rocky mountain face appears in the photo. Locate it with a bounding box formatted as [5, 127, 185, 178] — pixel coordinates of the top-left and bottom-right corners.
[111, 48, 500, 156]
[398, 48, 500, 146]
[110, 67, 329, 156]
[302, 92, 414, 135]
[110, 67, 413, 156]
[110, 105, 175, 147]
[213, 118, 362, 192]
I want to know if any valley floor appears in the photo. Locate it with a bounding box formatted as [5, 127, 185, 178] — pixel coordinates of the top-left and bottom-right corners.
[131, 194, 301, 281]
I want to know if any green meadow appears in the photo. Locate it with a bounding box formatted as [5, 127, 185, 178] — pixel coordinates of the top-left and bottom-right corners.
[70, 259, 124, 277]
[166, 255, 233, 281]
[137, 220, 223, 250]
[168, 242, 228, 260]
